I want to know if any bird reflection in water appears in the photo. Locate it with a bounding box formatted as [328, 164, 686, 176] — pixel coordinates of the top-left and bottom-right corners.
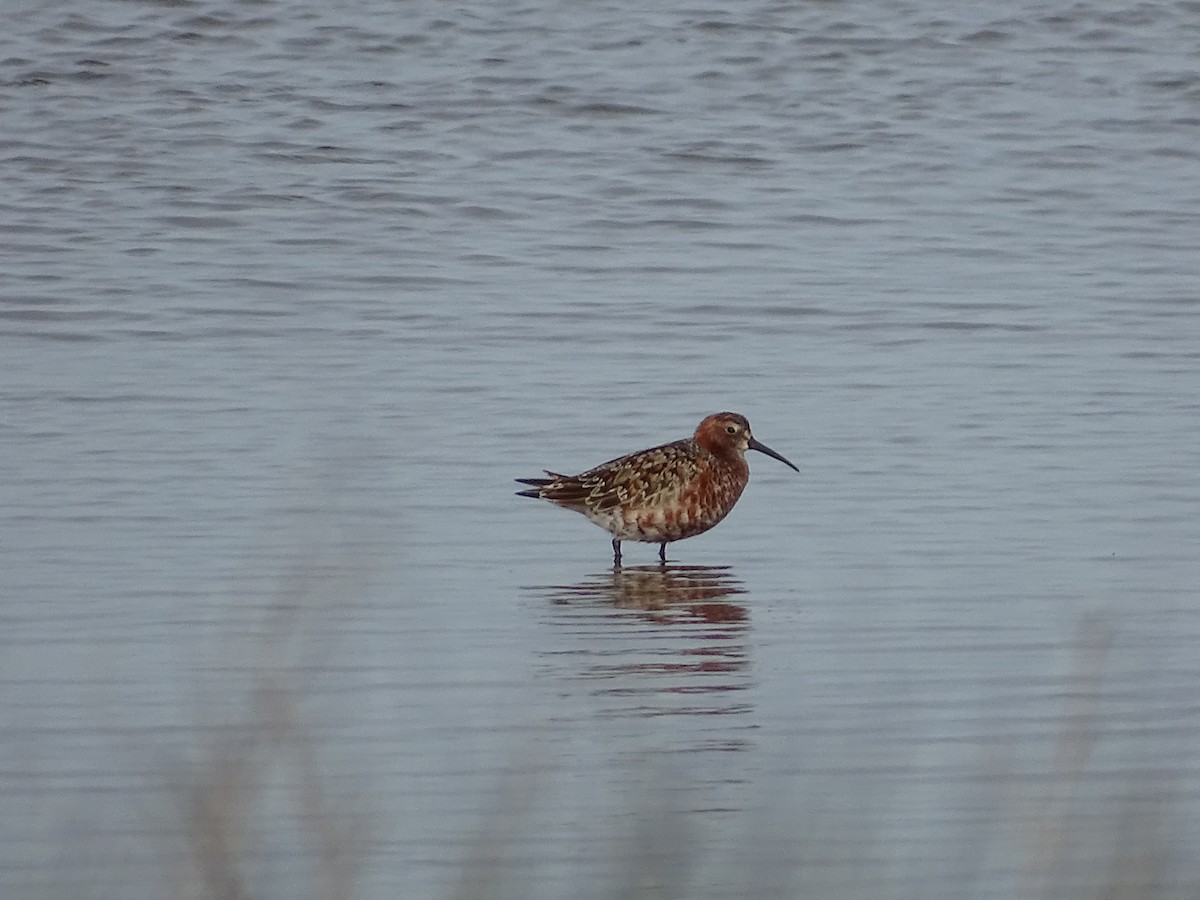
[543, 564, 748, 625]
[530, 565, 752, 729]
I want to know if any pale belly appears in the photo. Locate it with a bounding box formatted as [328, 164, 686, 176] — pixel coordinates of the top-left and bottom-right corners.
[582, 504, 728, 544]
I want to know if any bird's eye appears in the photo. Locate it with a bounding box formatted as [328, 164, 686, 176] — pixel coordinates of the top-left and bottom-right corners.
[725, 425, 738, 434]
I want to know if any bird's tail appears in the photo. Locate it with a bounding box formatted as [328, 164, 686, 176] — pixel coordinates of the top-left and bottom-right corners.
[515, 479, 549, 498]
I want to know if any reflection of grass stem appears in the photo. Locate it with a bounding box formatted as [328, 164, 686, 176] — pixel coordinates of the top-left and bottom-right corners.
[170, 668, 361, 900]
[447, 748, 543, 900]
[611, 779, 695, 900]
[1025, 614, 1112, 899]
[180, 738, 254, 900]
[165, 553, 364, 900]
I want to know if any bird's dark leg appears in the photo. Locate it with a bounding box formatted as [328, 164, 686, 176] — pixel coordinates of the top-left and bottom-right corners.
[658, 541, 667, 563]
[612, 538, 622, 567]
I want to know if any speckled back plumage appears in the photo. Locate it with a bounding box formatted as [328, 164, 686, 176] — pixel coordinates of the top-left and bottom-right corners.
[529, 437, 748, 543]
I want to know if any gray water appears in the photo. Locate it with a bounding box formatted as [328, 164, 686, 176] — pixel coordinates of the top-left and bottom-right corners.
[3, 1, 1200, 897]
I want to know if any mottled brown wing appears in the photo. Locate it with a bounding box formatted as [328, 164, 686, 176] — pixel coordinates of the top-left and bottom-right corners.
[541, 439, 705, 512]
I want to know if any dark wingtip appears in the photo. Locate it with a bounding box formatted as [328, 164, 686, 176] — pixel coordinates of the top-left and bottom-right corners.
[515, 477, 552, 498]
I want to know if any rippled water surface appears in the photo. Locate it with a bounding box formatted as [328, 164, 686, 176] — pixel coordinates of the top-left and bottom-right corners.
[4, 1, 1200, 897]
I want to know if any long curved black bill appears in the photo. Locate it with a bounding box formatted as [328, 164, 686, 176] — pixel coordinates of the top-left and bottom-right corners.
[748, 436, 799, 472]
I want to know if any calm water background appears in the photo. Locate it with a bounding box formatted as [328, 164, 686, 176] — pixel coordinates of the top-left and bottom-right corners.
[3, 0, 1200, 897]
